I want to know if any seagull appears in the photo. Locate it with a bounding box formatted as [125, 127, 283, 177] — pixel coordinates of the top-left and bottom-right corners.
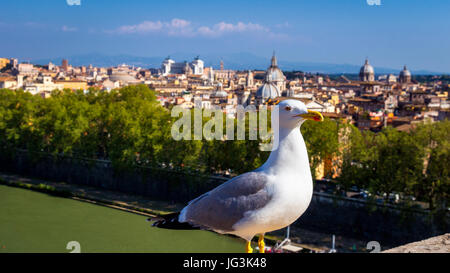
[151, 99, 323, 253]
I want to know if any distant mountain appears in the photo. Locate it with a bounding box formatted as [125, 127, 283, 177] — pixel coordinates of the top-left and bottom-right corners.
[33, 52, 445, 75]
[33, 53, 163, 68]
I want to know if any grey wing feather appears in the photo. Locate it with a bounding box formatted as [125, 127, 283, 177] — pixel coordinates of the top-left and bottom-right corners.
[180, 171, 271, 232]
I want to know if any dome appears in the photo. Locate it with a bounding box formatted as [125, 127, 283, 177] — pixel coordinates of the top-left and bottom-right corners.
[212, 82, 228, 97]
[399, 65, 411, 83]
[265, 53, 286, 82]
[360, 59, 374, 75]
[400, 65, 411, 77]
[256, 82, 280, 100]
[359, 59, 375, 81]
[213, 90, 228, 98]
[109, 72, 137, 83]
[265, 67, 285, 82]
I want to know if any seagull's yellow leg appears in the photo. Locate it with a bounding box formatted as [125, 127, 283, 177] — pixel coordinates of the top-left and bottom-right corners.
[245, 241, 253, 253]
[258, 234, 265, 253]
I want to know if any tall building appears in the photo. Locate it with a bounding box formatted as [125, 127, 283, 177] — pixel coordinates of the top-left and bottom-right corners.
[207, 67, 214, 83]
[246, 70, 254, 88]
[62, 59, 69, 71]
[359, 59, 375, 82]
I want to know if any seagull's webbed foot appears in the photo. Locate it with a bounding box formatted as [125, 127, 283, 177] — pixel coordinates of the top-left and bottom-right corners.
[258, 234, 265, 253]
[245, 241, 253, 253]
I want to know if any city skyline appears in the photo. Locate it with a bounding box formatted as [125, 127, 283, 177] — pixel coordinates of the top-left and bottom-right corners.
[1, 0, 449, 73]
[25, 52, 445, 75]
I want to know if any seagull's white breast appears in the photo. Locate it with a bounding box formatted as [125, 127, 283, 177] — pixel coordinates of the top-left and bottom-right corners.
[229, 171, 313, 240]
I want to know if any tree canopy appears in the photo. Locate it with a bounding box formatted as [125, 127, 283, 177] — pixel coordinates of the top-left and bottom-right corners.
[0, 85, 448, 209]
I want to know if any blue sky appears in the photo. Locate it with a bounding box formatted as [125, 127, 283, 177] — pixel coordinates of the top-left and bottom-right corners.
[1, 0, 449, 72]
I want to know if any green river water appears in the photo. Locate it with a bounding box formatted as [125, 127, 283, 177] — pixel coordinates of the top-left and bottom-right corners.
[0, 185, 245, 253]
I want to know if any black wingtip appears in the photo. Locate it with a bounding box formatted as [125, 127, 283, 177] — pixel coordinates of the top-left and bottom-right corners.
[149, 212, 198, 230]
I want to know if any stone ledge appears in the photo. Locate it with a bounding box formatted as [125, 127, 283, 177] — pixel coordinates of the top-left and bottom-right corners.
[383, 233, 450, 253]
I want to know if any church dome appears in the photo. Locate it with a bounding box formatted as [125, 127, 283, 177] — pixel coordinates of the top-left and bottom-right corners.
[256, 82, 280, 100]
[359, 59, 375, 81]
[265, 67, 285, 82]
[360, 59, 374, 75]
[213, 90, 228, 98]
[400, 65, 411, 77]
[399, 65, 411, 83]
[109, 72, 137, 83]
[212, 82, 228, 97]
[265, 53, 286, 82]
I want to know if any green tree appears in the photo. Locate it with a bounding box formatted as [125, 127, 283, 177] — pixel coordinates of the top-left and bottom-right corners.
[339, 126, 425, 203]
[413, 121, 450, 210]
[301, 117, 340, 177]
[367, 127, 423, 201]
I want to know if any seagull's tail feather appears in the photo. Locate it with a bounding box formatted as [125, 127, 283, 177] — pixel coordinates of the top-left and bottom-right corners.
[149, 212, 199, 230]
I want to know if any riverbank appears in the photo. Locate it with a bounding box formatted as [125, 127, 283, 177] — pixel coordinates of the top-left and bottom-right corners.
[0, 172, 372, 252]
[0, 183, 245, 253]
[0, 172, 182, 217]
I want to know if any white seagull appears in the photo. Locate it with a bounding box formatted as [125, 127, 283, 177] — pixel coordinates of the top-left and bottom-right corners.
[152, 99, 323, 253]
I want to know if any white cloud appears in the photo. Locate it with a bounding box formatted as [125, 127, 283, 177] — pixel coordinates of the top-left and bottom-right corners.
[110, 19, 280, 38]
[170, 18, 191, 29]
[198, 22, 269, 37]
[116, 21, 163, 34]
[114, 18, 193, 36]
[61, 25, 78, 32]
[166, 19, 195, 37]
[197, 26, 215, 36]
[275, 22, 290, 28]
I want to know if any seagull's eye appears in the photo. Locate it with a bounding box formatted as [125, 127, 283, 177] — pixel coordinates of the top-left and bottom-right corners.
[285, 106, 292, 111]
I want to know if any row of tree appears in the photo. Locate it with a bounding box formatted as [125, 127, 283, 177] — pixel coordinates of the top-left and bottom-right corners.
[0, 85, 448, 210]
[338, 123, 449, 210]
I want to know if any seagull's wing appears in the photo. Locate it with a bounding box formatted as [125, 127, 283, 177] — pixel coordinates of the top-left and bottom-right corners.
[179, 171, 271, 232]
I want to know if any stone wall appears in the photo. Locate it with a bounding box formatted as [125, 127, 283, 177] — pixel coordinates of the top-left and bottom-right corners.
[383, 233, 449, 253]
[297, 191, 448, 246]
[1, 150, 448, 246]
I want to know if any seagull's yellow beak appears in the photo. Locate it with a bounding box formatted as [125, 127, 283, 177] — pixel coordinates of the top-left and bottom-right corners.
[294, 110, 324, 122]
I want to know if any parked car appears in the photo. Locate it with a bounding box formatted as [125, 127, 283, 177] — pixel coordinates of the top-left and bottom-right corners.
[349, 191, 369, 199]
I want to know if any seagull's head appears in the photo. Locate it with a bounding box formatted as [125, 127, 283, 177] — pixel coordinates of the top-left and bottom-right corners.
[275, 100, 324, 129]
